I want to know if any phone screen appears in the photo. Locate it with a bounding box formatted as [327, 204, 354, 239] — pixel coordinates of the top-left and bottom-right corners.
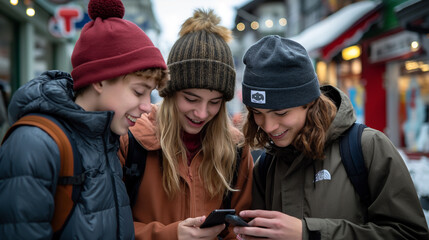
[200, 209, 236, 228]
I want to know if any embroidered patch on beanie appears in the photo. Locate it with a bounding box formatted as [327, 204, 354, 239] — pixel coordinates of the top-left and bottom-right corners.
[250, 90, 266, 104]
[71, 0, 166, 90]
[159, 9, 236, 101]
[242, 35, 320, 110]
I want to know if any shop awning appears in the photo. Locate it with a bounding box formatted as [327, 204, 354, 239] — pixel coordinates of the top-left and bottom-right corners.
[291, 1, 382, 60]
[395, 0, 429, 34]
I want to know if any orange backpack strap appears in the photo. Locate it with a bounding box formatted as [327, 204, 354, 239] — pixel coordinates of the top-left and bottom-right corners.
[1, 114, 76, 233]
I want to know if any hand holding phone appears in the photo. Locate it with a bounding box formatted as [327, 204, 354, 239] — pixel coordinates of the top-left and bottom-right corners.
[225, 214, 249, 227]
[200, 209, 236, 228]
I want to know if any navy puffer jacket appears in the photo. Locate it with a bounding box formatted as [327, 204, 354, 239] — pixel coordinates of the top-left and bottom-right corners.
[0, 71, 134, 239]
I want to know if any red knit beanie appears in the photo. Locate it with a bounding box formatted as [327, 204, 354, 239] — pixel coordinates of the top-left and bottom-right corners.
[71, 0, 167, 90]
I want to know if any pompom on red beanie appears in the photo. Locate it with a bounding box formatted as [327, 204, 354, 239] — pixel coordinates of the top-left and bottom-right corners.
[71, 0, 167, 90]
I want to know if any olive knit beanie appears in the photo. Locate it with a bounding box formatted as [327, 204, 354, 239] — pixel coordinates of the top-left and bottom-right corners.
[242, 35, 320, 109]
[71, 0, 167, 90]
[159, 9, 236, 101]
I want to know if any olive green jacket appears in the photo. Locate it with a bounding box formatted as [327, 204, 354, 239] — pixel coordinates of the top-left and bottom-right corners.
[252, 85, 429, 239]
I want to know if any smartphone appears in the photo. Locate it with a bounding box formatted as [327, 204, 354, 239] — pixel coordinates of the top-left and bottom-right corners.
[225, 214, 249, 227]
[200, 209, 236, 228]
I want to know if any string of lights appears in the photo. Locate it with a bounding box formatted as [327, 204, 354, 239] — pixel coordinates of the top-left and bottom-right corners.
[236, 17, 287, 31]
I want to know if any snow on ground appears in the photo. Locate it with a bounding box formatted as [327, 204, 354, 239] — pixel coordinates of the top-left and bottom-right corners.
[399, 149, 429, 227]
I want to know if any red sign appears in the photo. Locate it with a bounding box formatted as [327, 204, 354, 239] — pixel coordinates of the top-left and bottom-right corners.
[49, 5, 82, 38]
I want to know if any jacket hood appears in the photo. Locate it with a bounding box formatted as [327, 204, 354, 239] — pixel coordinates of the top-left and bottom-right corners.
[129, 104, 160, 151]
[322, 85, 356, 144]
[8, 70, 115, 138]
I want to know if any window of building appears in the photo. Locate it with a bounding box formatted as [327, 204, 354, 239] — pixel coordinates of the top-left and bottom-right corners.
[34, 32, 53, 78]
[0, 14, 12, 136]
[399, 58, 429, 152]
[0, 14, 12, 104]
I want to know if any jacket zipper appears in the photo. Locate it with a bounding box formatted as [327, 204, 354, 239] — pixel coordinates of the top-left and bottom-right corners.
[103, 113, 121, 240]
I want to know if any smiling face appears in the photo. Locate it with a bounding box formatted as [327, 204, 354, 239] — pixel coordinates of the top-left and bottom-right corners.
[250, 106, 308, 147]
[96, 74, 156, 136]
[175, 88, 223, 135]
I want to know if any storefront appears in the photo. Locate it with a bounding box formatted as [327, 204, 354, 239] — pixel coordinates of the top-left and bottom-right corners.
[291, 0, 383, 127]
[359, 27, 427, 150]
[292, 0, 429, 154]
[0, 0, 74, 137]
[0, 14, 13, 107]
[393, 0, 429, 153]
[0, 1, 73, 92]
[398, 56, 429, 153]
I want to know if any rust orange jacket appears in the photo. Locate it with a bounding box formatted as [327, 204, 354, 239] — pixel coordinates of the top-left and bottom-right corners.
[119, 106, 253, 240]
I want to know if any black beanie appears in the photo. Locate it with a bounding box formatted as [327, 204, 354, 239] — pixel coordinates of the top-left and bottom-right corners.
[242, 35, 320, 109]
[159, 9, 236, 101]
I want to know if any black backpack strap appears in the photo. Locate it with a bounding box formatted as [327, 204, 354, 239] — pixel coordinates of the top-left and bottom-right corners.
[222, 146, 243, 210]
[339, 122, 370, 206]
[124, 130, 147, 207]
[258, 150, 273, 189]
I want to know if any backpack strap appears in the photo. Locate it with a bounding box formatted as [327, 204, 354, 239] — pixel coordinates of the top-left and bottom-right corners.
[2, 114, 84, 234]
[124, 130, 147, 207]
[258, 150, 273, 190]
[339, 122, 370, 206]
[222, 146, 243, 209]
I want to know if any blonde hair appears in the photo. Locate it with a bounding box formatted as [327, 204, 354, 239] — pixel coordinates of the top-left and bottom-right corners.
[157, 95, 237, 198]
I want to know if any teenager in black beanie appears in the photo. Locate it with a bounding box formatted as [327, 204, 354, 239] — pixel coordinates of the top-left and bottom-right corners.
[234, 35, 429, 239]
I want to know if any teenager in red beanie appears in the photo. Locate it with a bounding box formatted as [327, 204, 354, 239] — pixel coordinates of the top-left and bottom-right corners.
[118, 9, 253, 240]
[0, 0, 167, 239]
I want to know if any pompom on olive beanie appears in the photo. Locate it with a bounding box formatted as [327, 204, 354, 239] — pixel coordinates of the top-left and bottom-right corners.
[159, 9, 236, 101]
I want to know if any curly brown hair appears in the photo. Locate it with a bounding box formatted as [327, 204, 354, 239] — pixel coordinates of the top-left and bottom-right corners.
[243, 94, 337, 160]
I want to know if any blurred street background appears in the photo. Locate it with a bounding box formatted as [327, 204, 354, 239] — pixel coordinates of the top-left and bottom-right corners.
[0, 0, 428, 225]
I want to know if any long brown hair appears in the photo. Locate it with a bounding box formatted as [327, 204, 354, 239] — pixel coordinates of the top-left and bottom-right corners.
[243, 94, 337, 160]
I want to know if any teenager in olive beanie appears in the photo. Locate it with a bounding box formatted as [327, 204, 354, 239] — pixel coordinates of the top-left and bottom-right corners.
[119, 9, 253, 240]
